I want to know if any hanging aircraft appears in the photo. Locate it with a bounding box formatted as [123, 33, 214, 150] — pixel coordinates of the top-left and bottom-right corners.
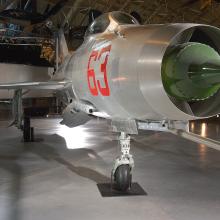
[1, 11, 220, 191]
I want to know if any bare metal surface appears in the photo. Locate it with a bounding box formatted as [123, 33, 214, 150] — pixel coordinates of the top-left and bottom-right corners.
[0, 118, 219, 220]
[0, 63, 53, 99]
[68, 17, 220, 121]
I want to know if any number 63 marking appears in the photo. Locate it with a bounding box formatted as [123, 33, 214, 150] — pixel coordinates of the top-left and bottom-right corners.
[87, 45, 111, 96]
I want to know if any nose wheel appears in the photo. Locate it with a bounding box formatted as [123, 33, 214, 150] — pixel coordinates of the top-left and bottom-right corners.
[112, 132, 134, 192]
[114, 164, 132, 191]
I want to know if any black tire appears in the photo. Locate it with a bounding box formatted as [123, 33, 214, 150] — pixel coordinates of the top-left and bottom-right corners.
[114, 164, 132, 191]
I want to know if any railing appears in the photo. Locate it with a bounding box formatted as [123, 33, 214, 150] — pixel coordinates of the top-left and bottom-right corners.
[0, 29, 55, 45]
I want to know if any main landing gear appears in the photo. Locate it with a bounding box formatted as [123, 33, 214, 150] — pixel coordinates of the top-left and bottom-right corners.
[23, 116, 34, 142]
[112, 132, 134, 192]
[12, 89, 34, 142]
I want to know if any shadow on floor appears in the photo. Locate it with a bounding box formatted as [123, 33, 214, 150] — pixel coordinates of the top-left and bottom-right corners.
[0, 133, 110, 220]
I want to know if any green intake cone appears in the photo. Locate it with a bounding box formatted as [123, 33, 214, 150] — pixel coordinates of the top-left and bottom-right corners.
[162, 42, 220, 101]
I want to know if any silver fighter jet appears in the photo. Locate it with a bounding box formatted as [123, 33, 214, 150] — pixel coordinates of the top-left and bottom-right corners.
[1, 11, 220, 191]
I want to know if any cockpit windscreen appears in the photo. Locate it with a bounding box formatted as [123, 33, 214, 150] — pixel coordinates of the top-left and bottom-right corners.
[85, 14, 110, 36]
[111, 11, 139, 25]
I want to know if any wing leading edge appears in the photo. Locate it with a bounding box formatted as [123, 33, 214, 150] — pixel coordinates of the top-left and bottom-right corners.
[0, 81, 71, 90]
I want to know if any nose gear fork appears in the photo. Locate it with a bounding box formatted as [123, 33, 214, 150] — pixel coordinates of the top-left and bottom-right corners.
[112, 132, 134, 191]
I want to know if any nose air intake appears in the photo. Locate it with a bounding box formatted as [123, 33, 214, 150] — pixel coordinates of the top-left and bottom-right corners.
[162, 42, 220, 101]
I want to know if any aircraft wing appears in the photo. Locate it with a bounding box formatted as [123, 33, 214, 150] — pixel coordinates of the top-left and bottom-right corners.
[0, 81, 71, 90]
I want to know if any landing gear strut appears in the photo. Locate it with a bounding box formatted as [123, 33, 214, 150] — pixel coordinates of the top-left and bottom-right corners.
[23, 116, 34, 142]
[112, 132, 134, 191]
[11, 89, 35, 142]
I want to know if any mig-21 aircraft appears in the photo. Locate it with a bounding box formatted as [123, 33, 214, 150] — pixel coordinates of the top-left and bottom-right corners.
[1, 11, 220, 191]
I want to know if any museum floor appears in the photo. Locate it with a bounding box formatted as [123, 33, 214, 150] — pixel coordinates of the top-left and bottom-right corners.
[0, 118, 219, 220]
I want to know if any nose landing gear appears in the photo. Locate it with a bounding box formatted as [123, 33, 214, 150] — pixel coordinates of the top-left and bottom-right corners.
[97, 131, 146, 197]
[112, 132, 134, 192]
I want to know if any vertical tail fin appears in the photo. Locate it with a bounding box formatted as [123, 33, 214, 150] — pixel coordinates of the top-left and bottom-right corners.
[53, 30, 70, 79]
[58, 30, 69, 61]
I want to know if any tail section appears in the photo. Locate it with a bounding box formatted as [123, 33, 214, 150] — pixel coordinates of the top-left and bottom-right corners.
[52, 30, 71, 80]
[57, 30, 69, 62]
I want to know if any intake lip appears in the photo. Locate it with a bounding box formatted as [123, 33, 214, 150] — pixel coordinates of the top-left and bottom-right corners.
[162, 25, 220, 118]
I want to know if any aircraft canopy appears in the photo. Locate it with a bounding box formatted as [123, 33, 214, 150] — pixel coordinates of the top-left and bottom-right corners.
[85, 11, 138, 36]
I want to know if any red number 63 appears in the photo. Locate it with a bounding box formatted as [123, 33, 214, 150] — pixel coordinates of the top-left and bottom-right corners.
[87, 45, 111, 96]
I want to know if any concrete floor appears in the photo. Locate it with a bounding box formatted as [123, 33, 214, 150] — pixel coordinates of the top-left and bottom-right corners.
[0, 118, 220, 220]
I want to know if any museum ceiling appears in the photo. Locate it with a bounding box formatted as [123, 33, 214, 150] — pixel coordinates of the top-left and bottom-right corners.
[0, 0, 219, 52]
[38, 0, 220, 27]
[0, 0, 219, 29]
